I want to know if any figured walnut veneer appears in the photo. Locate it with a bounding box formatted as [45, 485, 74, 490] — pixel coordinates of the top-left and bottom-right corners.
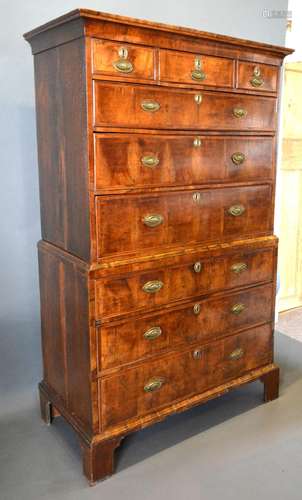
[24, 8, 292, 484]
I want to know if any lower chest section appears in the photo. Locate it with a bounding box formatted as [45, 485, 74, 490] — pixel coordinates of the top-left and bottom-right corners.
[99, 323, 273, 430]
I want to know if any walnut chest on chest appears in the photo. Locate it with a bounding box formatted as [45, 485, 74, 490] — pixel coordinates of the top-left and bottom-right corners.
[24, 9, 292, 484]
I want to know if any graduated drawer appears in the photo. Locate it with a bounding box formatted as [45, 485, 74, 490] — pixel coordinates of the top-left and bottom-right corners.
[100, 324, 273, 429]
[237, 61, 278, 93]
[93, 82, 276, 130]
[92, 39, 155, 81]
[159, 49, 234, 88]
[95, 247, 274, 319]
[98, 283, 274, 370]
[95, 185, 272, 257]
[94, 134, 274, 190]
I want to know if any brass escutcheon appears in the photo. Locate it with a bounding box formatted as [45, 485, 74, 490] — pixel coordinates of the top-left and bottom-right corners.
[142, 280, 164, 294]
[143, 214, 164, 227]
[141, 100, 161, 112]
[231, 262, 248, 274]
[231, 152, 246, 165]
[231, 303, 246, 315]
[194, 94, 203, 105]
[193, 136, 202, 147]
[144, 326, 162, 340]
[141, 155, 160, 168]
[193, 303, 201, 315]
[227, 204, 245, 217]
[193, 261, 202, 273]
[192, 349, 202, 360]
[144, 377, 165, 392]
[250, 66, 264, 87]
[113, 46, 134, 73]
[229, 347, 244, 361]
[191, 57, 206, 81]
[193, 192, 202, 203]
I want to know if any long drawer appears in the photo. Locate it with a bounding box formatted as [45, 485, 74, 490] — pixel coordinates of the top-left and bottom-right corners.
[99, 324, 273, 429]
[95, 247, 274, 319]
[93, 82, 276, 130]
[95, 185, 273, 258]
[93, 134, 274, 190]
[98, 283, 274, 370]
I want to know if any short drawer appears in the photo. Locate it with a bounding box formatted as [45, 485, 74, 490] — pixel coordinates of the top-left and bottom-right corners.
[92, 39, 155, 81]
[95, 247, 275, 319]
[237, 61, 278, 93]
[93, 134, 274, 190]
[159, 49, 234, 87]
[100, 324, 273, 429]
[98, 283, 274, 370]
[95, 185, 272, 258]
[93, 82, 276, 131]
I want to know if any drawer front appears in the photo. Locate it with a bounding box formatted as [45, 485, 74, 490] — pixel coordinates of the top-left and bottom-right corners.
[237, 61, 278, 92]
[94, 82, 276, 130]
[94, 134, 274, 190]
[100, 324, 273, 429]
[159, 49, 234, 87]
[98, 284, 273, 370]
[92, 39, 155, 81]
[95, 185, 272, 257]
[95, 248, 274, 319]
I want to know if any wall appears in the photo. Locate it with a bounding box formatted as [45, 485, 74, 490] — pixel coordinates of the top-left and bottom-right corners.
[0, 0, 289, 411]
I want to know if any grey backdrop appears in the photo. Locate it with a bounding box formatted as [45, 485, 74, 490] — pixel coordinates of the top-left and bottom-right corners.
[0, 0, 288, 414]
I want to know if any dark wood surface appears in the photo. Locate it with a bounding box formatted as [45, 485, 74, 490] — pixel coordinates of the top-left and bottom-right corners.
[95, 185, 273, 258]
[95, 245, 275, 319]
[97, 283, 274, 371]
[34, 38, 90, 261]
[93, 133, 274, 191]
[25, 8, 292, 483]
[93, 82, 277, 131]
[237, 61, 278, 92]
[100, 324, 273, 430]
[38, 243, 97, 436]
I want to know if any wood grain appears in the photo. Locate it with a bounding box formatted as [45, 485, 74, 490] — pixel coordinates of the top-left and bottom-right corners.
[94, 82, 277, 131]
[95, 185, 273, 258]
[95, 246, 275, 319]
[24, 7, 289, 483]
[100, 324, 273, 430]
[93, 133, 274, 191]
[98, 283, 274, 370]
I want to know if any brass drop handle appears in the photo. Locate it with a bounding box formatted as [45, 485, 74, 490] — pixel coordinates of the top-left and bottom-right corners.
[231, 262, 248, 274]
[231, 303, 245, 315]
[142, 280, 164, 294]
[193, 261, 202, 273]
[194, 94, 203, 105]
[192, 349, 202, 360]
[193, 136, 202, 147]
[250, 66, 264, 87]
[144, 377, 165, 392]
[233, 108, 247, 118]
[193, 303, 201, 315]
[143, 214, 164, 228]
[191, 57, 206, 81]
[231, 152, 246, 166]
[141, 100, 161, 112]
[229, 347, 244, 361]
[141, 155, 160, 168]
[144, 326, 162, 340]
[227, 204, 245, 217]
[113, 47, 134, 73]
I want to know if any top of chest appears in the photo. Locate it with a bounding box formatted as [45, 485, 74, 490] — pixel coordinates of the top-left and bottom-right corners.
[24, 9, 292, 92]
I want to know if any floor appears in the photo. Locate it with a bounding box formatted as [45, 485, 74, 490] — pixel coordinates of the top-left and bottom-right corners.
[277, 307, 302, 342]
[1, 331, 302, 500]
